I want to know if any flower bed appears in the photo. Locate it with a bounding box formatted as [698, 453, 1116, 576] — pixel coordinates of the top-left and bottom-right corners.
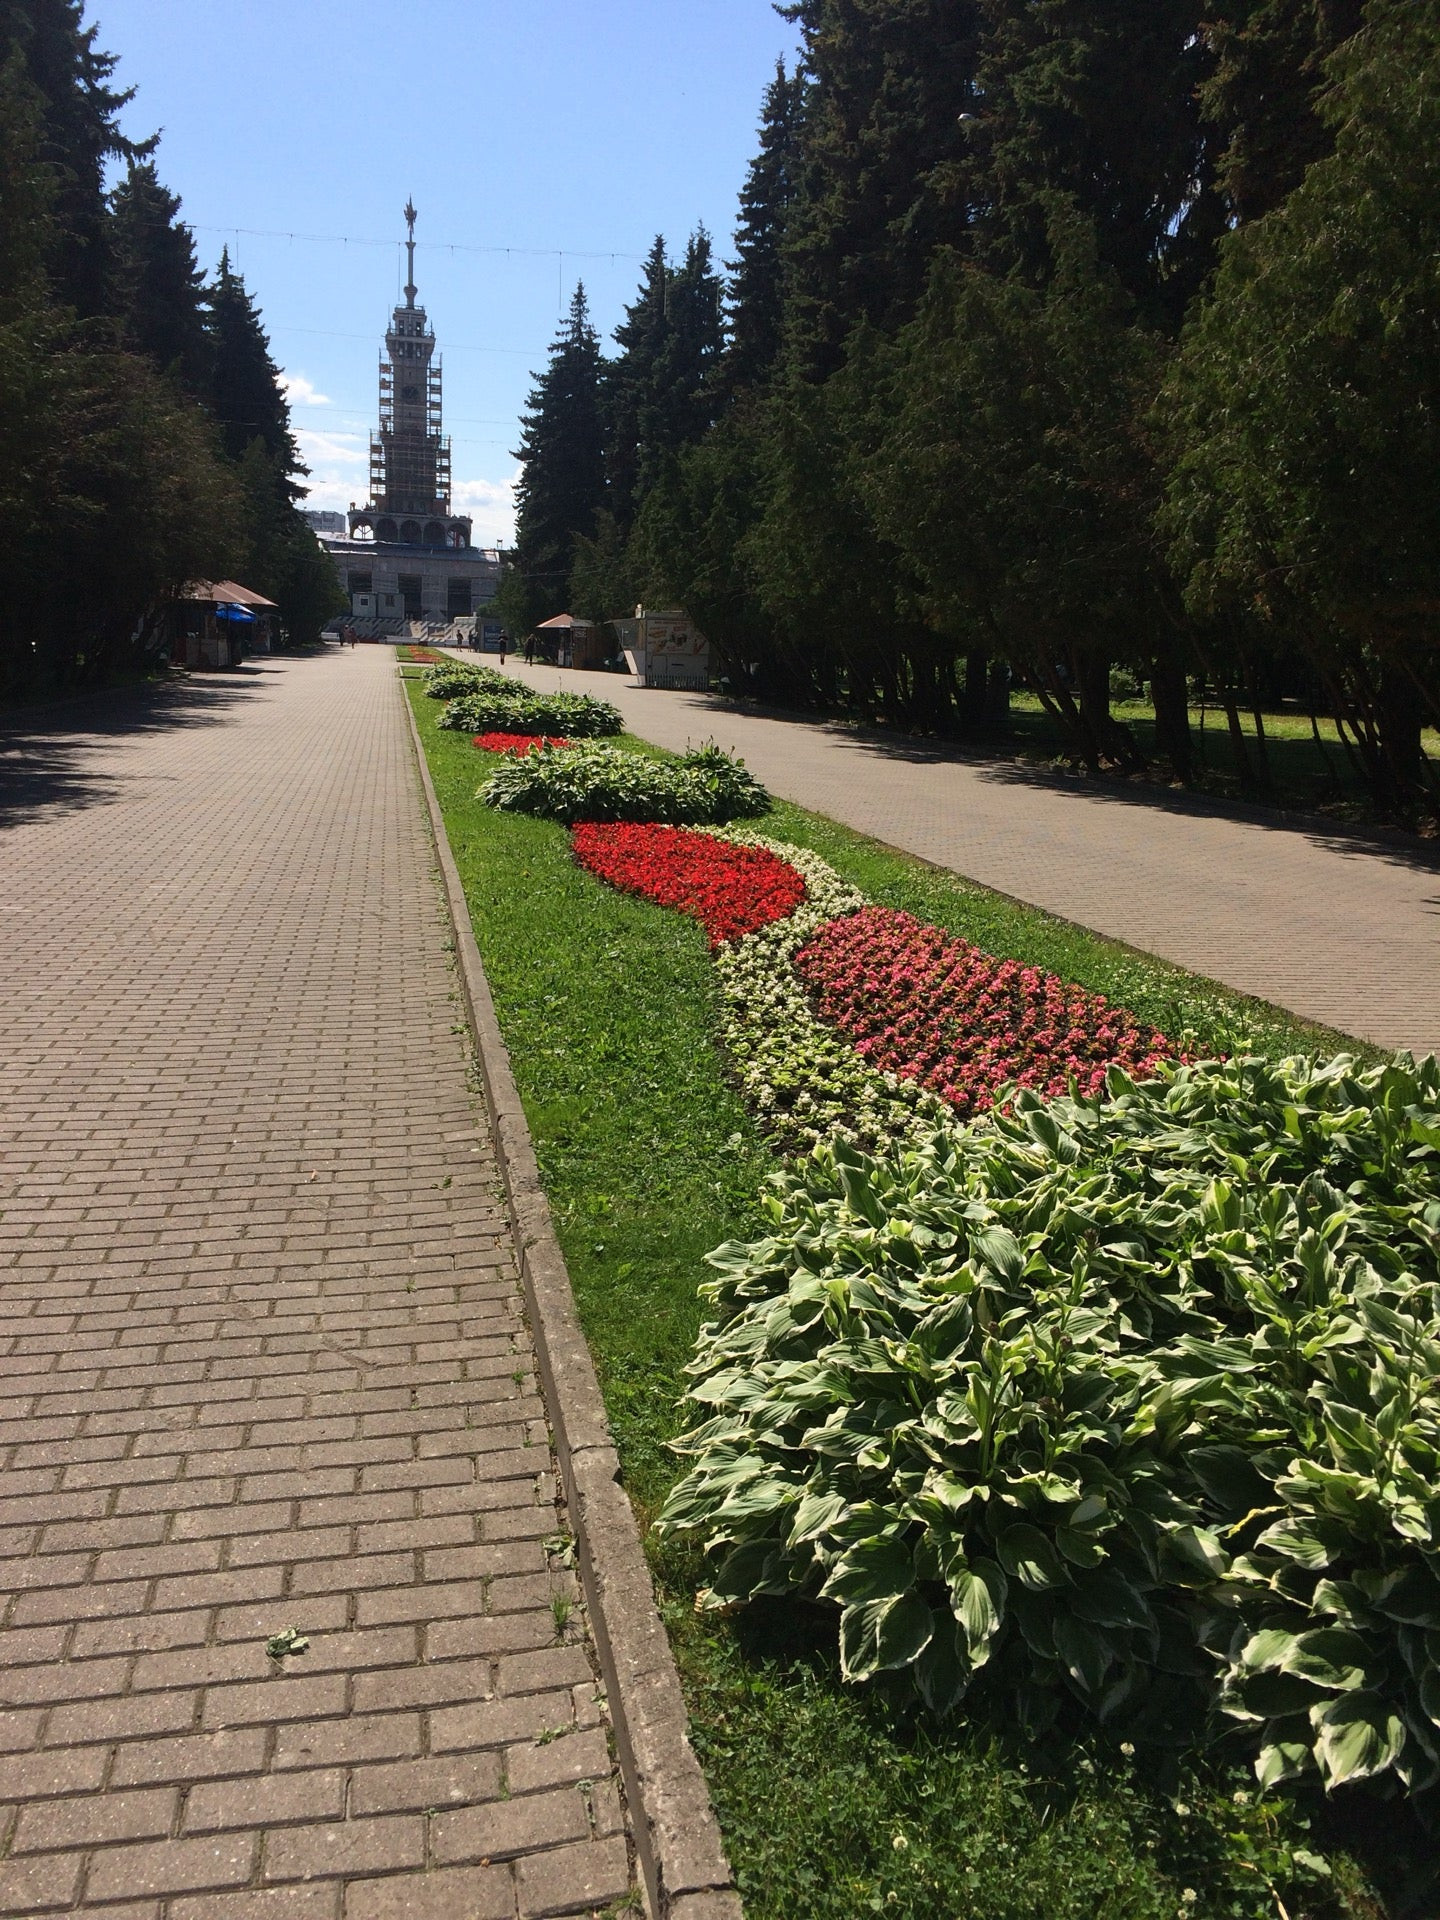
[474, 732, 572, 756]
[571, 823, 807, 949]
[794, 905, 1178, 1116]
[404, 645, 443, 663]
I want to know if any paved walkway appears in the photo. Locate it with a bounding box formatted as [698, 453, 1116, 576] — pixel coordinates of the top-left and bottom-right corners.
[0, 651, 633, 1919]
[493, 658, 1440, 1056]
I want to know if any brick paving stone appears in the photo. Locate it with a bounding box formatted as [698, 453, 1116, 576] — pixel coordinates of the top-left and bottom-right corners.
[0, 651, 635, 1914]
[493, 658, 1440, 1056]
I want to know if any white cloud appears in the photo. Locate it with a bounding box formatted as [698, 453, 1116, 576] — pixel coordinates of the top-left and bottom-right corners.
[280, 371, 331, 408]
[295, 426, 368, 514]
[453, 467, 519, 544]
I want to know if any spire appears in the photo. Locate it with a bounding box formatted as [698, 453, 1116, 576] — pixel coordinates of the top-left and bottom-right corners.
[403, 198, 418, 309]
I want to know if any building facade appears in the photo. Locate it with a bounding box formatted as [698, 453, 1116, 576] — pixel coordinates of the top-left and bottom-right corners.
[324, 203, 498, 627]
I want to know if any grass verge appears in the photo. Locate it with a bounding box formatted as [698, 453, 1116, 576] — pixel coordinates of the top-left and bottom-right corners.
[409, 684, 1397, 1920]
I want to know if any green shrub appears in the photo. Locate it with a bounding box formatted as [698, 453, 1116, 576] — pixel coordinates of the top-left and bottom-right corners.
[423, 660, 510, 699]
[481, 741, 771, 825]
[655, 1052, 1440, 1813]
[439, 686, 624, 737]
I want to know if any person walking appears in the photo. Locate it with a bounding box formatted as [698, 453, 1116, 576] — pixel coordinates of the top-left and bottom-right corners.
[498, 632, 508, 667]
[524, 633, 534, 666]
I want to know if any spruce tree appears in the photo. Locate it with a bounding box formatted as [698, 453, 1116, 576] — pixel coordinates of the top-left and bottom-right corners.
[602, 235, 669, 530]
[207, 249, 299, 482]
[779, 0, 984, 380]
[1199, 0, 1365, 223]
[964, 0, 1216, 324]
[0, 0, 139, 316]
[723, 58, 805, 393]
[109, 161, 210, 396]
[1162, 0, 1440, 814]
[504, 283, 607, 630]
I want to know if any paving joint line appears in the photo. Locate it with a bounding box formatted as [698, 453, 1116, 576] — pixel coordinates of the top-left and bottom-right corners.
[400, 673, 741, 1920]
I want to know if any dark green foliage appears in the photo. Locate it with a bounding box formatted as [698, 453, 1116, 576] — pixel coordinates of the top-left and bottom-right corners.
[480, 741, 770, 826]
[108, 161, 210, 395]
[1199, 0, 1366, 223]
[0, 40, 243, 698]
[0, 0, 139, 315]
[1161, 0, 1440, 813]
[207, 249, 299, 480]
[860, 233, 1171, 770]
[506, 284, 607, 631]
[779, 0, 984, 379]
[963, 0, 1219, 325]
[723, 59, 805, 394]
[603, 231, 725, 530]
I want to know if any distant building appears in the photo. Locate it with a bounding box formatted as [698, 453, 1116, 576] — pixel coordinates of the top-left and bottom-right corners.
[322, 202, 498, 628]
[301, 509, 346, 536]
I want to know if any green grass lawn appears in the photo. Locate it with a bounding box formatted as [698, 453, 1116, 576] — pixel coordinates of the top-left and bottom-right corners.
[409, 686, 1399, 1920]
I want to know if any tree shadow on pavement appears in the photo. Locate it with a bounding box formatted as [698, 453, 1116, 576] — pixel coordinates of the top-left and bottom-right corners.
[723, 699, 1440, 885]
[0, 668, 274, 831]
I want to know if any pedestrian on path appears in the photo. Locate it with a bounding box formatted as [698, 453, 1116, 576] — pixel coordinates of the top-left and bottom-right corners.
[499, 632, 508, 666]
[524, 633, 535, 665]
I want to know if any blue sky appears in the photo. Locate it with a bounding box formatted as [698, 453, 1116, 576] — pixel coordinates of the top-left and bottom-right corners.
[96, 0, 802, 544]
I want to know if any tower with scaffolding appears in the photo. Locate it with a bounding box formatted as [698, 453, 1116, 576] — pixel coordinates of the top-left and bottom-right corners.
[347, 203, 471, 550]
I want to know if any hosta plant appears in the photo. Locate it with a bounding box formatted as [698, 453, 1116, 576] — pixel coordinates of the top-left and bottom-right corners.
[440, 687, 623, 738]
[422, 660, 510, 699]
[481, 742, 769, 825]
[655, 1052, 1440, 1813]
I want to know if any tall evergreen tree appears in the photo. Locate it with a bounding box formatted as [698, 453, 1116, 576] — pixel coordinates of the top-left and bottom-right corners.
[723, 59, 806, 393]
[964, 0, 1217, 324]
[1199, 0, 1365, 225]
[602, 236, 669, 530]
[0, 0, 139, 316]
[108, 161, 209, 395]
[655, 227, 725, 455]
[779, 0, 984, 380]
[502, 283, 607, 632]
[207, 249, 299, 480]
[1162, 0, 1440, 815]
[603, 231, 724, 529]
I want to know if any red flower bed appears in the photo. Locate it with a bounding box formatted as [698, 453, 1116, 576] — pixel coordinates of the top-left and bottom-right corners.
[472, 732, 572, 755]
[405, 645, 443, 663]
[572, 823, 807, 950]
[794, 907, 1177, 1115]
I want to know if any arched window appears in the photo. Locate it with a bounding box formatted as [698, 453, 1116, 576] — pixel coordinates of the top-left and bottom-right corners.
[375, 518, 398, 542]
[423, 521, 445, 547]
[400, 519, 422, 543]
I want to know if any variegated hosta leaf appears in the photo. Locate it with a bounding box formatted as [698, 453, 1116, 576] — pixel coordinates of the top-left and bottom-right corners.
[654, 1050, 1440, 1805]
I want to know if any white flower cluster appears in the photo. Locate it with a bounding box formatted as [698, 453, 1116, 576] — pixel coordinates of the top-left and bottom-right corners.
[698, 828, 950, 1153]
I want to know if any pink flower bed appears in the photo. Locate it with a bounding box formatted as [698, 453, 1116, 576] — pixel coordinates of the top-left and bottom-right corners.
[571, 823, 807, 950]
[794, 907, 1178, 1116]
[472, 732, 573, 755]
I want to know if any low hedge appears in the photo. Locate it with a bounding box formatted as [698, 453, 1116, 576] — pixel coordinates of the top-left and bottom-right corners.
[480, 741, 771, 826]
[440, 687, 623, 738]
[656, 1052, 1440, 1814]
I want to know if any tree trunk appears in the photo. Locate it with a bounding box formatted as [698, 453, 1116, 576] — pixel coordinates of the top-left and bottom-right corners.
[1150, 649, 1192, 783]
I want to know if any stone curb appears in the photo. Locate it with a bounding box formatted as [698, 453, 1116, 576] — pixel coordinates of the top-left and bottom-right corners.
[401, 685, 742, 1920]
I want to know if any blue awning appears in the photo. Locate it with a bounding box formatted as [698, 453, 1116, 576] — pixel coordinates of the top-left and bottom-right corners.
[215, 603, 258, 622]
